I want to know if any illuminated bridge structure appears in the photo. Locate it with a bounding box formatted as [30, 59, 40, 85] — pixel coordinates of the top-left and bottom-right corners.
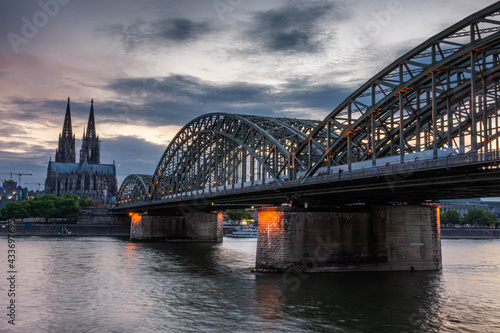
[117, 3, 500, 209]
[114, 3, 500, 273]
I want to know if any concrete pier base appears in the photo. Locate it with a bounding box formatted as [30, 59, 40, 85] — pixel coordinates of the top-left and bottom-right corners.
[130, 212, 223, 242]
[255, 205, 441, 272]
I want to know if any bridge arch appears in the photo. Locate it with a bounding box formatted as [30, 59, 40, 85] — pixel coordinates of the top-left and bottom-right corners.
[294, 2, 500, 180]
[117, 3, 500, 205]
[149, 113, 321, 200]
[116, 174, 152, 204]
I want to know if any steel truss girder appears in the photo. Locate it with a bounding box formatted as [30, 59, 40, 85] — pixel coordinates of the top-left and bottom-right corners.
[333, 57, 500, 163]
[116, 174, 152, 204]
[294, 2, 500, 180]
[149, 113, 321, 200]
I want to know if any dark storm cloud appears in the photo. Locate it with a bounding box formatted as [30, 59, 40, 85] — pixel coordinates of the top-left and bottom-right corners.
[106, 74, 276, 125]
[99, 136, 167, 183]
[99, 17, 212, 51]
[99, 98, 280, 128]
[281, 79, 351, 111]
[245, 2, 346, 54]
[0, 123, 28, 137]
[153, 18, 210, 42]
[1, 98, 96, 129]
[1, 98, 61, 126]
[105, 73, 351, 126]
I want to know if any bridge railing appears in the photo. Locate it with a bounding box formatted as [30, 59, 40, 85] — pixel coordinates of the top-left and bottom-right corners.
[118, 150, 500, 207]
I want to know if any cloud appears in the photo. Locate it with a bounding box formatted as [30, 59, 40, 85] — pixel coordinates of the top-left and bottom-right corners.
[99, 135, 166, 184]
[0, 98, 99, 133]
[153, 18, 210, 42]
[103, 73, 352, 127]
[281, 79, 351, 113]
[106, 74, 276, 124]
[0, 144, 53, 189]
[98, 17, 213, 52]
[245, 1, 346, 54]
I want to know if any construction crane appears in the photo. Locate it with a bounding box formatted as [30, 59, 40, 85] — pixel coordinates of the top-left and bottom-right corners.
[0, 172, 13, 180]
[16, 173, 33, 184]
[0, 172, 33, 184]
[24, 182, 44, 191]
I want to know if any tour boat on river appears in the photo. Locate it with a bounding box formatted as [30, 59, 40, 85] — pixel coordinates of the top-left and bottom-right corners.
[226, 227, 258, 238]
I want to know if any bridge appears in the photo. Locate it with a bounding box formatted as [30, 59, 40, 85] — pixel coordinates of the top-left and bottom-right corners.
[113, 3, 500, 273]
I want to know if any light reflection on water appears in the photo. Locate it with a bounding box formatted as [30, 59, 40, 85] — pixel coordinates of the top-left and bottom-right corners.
[1, 237, 500, 332]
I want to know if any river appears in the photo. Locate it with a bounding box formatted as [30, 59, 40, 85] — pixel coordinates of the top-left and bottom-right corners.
[1, 237, 500, 332]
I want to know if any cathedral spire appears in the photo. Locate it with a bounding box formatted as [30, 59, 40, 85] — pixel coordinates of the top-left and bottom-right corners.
[80, 99, 100, 164]
[55, 97, 76, 163]
[86, 99, 96, 139]
[62, 97, 73, 139]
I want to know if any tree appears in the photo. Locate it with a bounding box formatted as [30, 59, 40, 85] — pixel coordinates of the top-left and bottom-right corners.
[226, 209, 252, 223]
[462, 208, 497, 226]
[0, 194, 84, 223]
[481, 210, 497, 225]
[30, 194, 80, 222]
[2, 201, 29, 221]
[78, 195, 93, 207]
[31, 195, 58, 222]
[441, 209, 461, 225]
[57, 197, 80, 222]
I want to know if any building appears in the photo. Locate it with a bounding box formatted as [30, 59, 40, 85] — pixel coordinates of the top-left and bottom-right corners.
[439, 198, 491, 217]
[45, 98, 117, 203]
[482, 200, 500, 221]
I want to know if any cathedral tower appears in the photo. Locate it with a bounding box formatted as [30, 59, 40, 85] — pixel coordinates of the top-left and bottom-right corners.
[46, 98, 117, 201]
[55, 97, 76, 163]
[80, 99, 100, 164]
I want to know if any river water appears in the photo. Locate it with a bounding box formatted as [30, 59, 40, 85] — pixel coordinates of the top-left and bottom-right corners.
[1, 236, 500, 333]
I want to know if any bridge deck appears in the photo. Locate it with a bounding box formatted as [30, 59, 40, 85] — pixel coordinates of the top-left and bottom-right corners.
[113, 150, 500, 213]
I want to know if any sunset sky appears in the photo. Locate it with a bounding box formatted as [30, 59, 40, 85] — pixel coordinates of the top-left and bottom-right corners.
[0, 0, 498, 191]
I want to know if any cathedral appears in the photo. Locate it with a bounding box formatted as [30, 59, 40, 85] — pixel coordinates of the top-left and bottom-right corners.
[45, 98, 118, 203]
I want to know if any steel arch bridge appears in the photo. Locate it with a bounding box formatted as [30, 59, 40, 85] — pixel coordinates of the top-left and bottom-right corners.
[117, 2, 500, 206]
[148, 113, 325, 200]
[117, 174, 152, 204]
[294, 2, 500, 179]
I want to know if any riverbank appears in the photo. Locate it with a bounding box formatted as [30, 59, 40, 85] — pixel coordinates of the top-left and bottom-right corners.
[3, 225, 497, 239]
[0, 207, 131, 236]
[441, 228, 500, 239]
[0, 223, 130, 236]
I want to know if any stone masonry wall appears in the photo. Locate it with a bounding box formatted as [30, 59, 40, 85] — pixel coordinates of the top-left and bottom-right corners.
[129, 212, 222, 242]
[77, 207, 129, 225]
[255, 205, 441, 272]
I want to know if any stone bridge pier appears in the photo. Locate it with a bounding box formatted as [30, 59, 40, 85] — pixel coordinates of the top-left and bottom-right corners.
[255, 205, 441, 272]
[130, 212, 223, 242]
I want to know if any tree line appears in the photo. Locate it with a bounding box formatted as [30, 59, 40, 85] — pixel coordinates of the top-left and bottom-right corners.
[225, 209, 253, 223]
[0, 194, 93, 223]
[441, 208, 499, 226]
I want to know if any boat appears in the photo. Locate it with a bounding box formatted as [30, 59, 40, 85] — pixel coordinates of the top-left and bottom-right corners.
[58, 227, 76, 236]
[226, 227, 258, 238]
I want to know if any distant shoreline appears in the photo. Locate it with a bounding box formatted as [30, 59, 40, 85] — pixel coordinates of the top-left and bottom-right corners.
[3, 225, 498, 239]
[0, 224, 129, 237]
[441, 228, 500, 239]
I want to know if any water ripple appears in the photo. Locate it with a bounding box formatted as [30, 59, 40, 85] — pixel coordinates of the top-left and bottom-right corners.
[1, 237, 500, 332]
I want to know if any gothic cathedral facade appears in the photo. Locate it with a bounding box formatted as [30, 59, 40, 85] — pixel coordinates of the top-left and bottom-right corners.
[45, 98, 118, 202]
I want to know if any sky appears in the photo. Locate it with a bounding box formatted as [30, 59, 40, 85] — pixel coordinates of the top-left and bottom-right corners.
[0, 0, 498, 191]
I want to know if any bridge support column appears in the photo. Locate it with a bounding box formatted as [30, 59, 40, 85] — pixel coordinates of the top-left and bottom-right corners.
[130, 212, 223, 242]
[255, 205, 441, 272]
